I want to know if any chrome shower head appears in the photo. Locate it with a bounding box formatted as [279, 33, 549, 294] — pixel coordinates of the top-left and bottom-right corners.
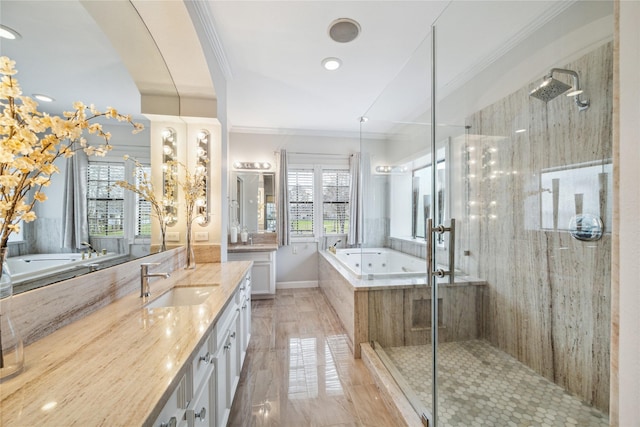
[529, 68, 590, 111]
[529, 76, 572, 102]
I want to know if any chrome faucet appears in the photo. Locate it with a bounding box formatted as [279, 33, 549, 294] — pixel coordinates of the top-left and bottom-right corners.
[248, 233, 253, 245]
[81, 241, 98, 257]
[140, 262, 170, 298]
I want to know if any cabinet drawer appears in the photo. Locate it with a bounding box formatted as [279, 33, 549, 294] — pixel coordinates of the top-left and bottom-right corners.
[228, 250, 273, 263]
[186, 378, 210, 427]
[212, 299, 239, 351]
[191, 335, 214, 396]
[152, 373, 188, 427]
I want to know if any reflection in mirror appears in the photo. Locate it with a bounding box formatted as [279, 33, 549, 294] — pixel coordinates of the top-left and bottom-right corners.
[2, 1, 175, 295]
[162, 128, 178, 227]
[230, 172, 276, 233]
[411, 144, 448, 243]
[195, 130, 210, 226]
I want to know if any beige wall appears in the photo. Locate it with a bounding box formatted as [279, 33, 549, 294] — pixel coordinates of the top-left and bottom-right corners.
[466, 43, 612, 411]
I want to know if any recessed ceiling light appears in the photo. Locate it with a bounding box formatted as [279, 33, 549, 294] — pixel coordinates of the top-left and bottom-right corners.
[0, 25, 21, 40]
[33, 94, 55, 103]
[322, 57, 342, 71]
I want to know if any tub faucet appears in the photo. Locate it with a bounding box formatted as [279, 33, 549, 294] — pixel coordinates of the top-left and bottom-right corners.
[81, 241, 97, 255]
[140, 263, 170, 298]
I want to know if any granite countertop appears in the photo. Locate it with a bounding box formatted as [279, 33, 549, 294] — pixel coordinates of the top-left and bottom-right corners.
[227, 242, 278, 252]
[0, 261, 252, 426]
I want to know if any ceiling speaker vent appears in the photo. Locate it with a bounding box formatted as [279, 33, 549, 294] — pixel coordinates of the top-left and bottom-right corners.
[328, 18, 361, 43]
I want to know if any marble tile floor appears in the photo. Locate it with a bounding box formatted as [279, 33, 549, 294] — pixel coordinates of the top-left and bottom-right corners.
[228, 288, 399, 427]
[384, 340, 609, 427]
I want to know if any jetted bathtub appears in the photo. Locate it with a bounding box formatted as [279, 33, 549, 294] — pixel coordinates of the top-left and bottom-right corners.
[7, 252, 120, 285]
[330, 247, 427, 280]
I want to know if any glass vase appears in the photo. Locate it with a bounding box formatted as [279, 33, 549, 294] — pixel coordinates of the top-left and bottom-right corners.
[185, 223, 196, 270]
[159, 222, 167, 253]
[0, 247, 24, 382]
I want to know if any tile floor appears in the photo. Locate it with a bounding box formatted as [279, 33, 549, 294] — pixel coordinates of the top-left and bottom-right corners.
[228, 288, 399, 426]
[384, 340, 609, 427]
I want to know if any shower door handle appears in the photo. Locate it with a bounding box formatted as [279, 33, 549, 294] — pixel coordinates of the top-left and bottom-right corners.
[427, 218, 455, 284]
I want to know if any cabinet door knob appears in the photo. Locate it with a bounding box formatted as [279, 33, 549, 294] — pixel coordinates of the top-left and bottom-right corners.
[199, 352, 213, 364]
[160, 416, 177, 427]
[195, 407, 206, 421]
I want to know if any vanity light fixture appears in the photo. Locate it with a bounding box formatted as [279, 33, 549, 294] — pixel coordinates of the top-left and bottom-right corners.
[322, 57, 342, 71]
[196, 129, 210, 226]
[161, 127, 178, 227]
[33, 94, 54, 103]
[376, 165, 408, 174]
[0, 25, 21, 40]
[233, 161, 271, 170]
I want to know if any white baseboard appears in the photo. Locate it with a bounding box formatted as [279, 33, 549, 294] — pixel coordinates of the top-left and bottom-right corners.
[276, 280, 318, 289]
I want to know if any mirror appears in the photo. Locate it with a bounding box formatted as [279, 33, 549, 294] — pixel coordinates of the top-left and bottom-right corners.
[1, 1, 174, 294]
[230, 172, 276, 233]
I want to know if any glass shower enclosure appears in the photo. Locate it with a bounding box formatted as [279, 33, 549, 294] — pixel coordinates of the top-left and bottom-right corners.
[359, 1, 612, 426]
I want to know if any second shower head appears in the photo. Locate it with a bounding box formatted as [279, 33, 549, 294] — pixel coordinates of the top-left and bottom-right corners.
[529, 68, 589, 111]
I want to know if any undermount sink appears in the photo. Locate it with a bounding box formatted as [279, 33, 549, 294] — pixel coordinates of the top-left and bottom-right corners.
[145, 286, 215, 309]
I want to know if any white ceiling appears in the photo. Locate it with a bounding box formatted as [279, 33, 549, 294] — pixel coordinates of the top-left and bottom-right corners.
[1, 0, 597, 136]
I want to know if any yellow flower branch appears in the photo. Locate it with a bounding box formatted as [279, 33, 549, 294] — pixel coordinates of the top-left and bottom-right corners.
[0, 56, 144, 248]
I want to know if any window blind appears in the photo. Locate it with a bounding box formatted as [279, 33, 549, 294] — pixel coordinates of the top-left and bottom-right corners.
[87, 163, 125, 237]
[322, 169, 350, 234]
[135, 165, 152, 237]
[288, 169, 314, 235]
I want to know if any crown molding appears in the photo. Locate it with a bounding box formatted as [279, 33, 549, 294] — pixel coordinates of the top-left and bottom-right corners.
[187, 0, 233, 81]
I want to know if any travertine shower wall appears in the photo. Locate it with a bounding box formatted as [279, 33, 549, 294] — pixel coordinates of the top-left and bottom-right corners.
[465, 42, 612, 411]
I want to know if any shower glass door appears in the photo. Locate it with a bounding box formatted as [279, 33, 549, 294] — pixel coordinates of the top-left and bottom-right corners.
[360, 33, 437, 423]
[361, 1, 612, 426]
[432, 1, 612, 426]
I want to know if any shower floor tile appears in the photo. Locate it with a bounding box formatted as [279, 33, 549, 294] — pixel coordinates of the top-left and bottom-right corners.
[384, 340, 608, 427]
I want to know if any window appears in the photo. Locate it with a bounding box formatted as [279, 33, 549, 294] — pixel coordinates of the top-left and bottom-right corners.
[135, 165, 152, 237]
[87, 163, 125, 237]
[288, 164, 351, 238]
[288, 169, 314, 235]
[322, 169, 350, 234]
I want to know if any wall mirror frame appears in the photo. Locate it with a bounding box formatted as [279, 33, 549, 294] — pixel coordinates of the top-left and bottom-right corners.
[230, 171, 276, 233]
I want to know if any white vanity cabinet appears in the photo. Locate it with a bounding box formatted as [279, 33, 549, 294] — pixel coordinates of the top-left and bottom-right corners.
[152, 271, 252, 427]
[238, 274, 252, 365]
[152, 373, 189, 427]
[228, 249, 276, 298]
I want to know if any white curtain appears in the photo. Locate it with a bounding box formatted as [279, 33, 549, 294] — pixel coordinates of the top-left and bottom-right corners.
[348, 152, 364, 246]
[277, 150, 290, 246]
[61, 151, 89, 250]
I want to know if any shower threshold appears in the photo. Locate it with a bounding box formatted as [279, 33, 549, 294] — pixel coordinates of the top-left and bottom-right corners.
[369, 340, 608, 427]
